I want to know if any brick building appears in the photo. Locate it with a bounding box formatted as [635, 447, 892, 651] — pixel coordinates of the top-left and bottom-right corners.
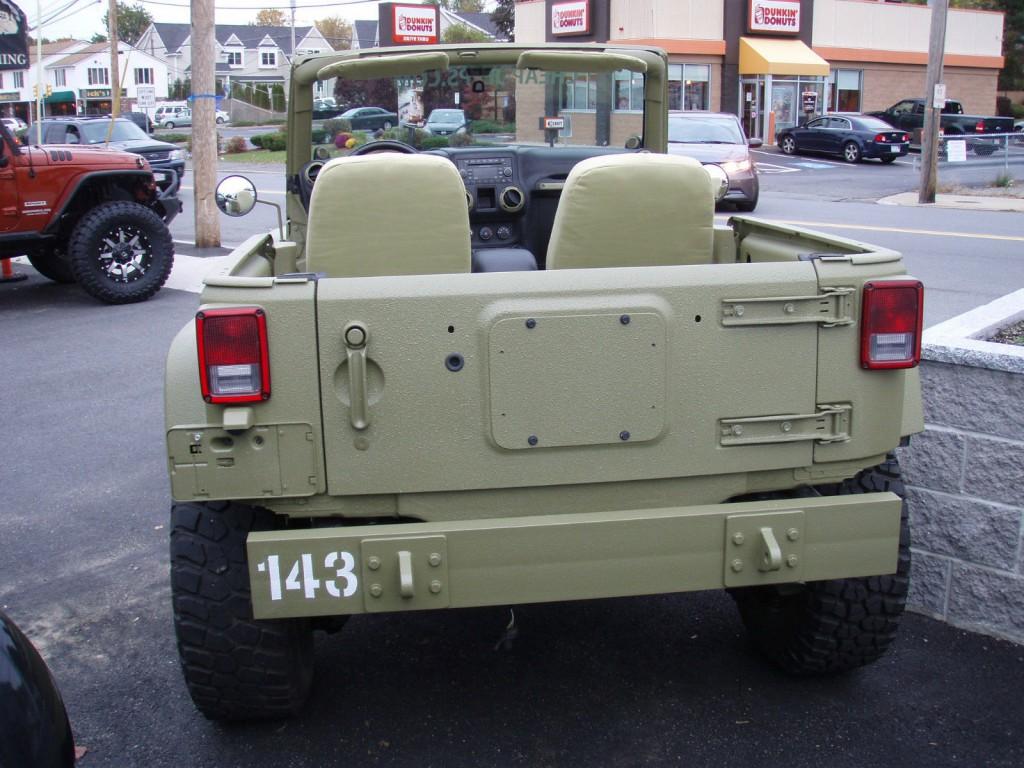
[514, 0, 1005, 144]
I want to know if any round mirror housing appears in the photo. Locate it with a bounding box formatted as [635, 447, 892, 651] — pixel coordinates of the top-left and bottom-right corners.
[704, 164, 729, 202]
[624, 135, 642, 150]
[313, 145, 331, 161]
[215, 175, 257, 217]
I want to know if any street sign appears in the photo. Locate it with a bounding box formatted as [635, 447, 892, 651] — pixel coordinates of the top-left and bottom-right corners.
[933, 83, 946, 109]
[136, 86, 156, 109]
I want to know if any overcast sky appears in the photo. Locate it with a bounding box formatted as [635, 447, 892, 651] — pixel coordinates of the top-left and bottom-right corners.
[32, 0, 494, 44]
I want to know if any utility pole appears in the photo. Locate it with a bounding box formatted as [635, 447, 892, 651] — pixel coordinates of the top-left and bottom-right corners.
[918, 0, 949, 204]
[35, 0, 43, 143]
[109, 0, 120, 117]
[191, 0, 221, 247]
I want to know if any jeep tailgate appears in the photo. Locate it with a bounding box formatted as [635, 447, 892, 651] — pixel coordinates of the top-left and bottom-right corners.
[316, 262, 821, 496]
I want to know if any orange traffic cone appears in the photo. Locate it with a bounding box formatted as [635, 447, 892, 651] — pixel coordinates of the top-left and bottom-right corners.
[1, 257, 29, 283]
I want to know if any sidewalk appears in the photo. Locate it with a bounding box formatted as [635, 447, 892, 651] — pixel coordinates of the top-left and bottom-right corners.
[878, 191, 1024, 212]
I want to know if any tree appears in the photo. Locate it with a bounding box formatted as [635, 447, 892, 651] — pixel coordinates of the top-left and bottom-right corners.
[100, 2, 152, 46]
[423, 0, 485, 11]
[491, 0, 514, 42]
[315, 16, 353, 50]
[442, 23, 490, 44]
[254, 9, 286, 27]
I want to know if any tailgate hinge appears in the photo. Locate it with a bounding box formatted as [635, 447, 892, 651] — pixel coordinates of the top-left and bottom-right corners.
[719, 404, 852, 447]
[721, 288, 855, 327]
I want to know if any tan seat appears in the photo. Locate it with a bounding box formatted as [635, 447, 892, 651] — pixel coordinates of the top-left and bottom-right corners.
[545, 153, 715, 270]
[305, 153, 471, 277]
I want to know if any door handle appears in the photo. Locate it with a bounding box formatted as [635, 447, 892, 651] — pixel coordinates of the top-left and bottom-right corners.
[343, 323, 370, 431]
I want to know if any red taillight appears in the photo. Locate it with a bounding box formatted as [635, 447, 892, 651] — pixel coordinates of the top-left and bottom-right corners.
[975, 120, 985, 132]
[196, 307, 271, 403]
[902, 133, 910, 143]
[860, 281, 923, 370]
[874, 133, 887, 142]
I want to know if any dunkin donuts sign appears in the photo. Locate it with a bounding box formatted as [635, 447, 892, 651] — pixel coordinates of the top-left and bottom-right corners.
[392, 4, 438, 44]
[551, 0, 590, 36]
[749, 0, 801, 34]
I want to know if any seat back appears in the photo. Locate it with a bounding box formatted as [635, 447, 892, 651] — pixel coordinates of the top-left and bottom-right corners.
[545, 153, 715, 270]
[305, 153, 471, 277]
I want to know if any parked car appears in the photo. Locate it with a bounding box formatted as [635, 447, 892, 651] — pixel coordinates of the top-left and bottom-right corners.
[154, 102, 189, 125]
[120, 111, 153, 134]
[667, 111, 760, 211]
[2, 115, 27, 132]
[40, 116, 186, 180]
[423, 108, 470, 136]
[161, 110, 191, 129]
[777, 114, 910, 164]
[1014, 119, 1023, 145]
[338, 106, 398, 131]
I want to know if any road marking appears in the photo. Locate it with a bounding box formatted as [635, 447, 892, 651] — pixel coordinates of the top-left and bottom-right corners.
[755, 162, 800, 175]
[767, 219, 1024, 243]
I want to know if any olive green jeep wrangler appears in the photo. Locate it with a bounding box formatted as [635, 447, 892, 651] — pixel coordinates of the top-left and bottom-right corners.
[165, 44, 923, 721]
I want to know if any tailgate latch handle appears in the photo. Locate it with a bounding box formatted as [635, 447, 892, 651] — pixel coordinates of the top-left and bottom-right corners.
[757, 527, 783, 572]
[343, 323, 370, 431]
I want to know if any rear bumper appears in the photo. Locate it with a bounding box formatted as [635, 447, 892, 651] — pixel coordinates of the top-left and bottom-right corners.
[247, 492, 902, 620]
[864, 143, 909, 159]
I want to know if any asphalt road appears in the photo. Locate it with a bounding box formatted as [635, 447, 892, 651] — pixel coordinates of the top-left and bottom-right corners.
[2, 152, 1024, 767]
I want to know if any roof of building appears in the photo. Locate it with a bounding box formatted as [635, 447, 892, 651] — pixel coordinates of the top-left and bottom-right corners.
[28, 39, 86, 63]
[48, 41, 145, 69]
[453, 11, 500, 39]
[353, 19, 378, 49]
[150, 22, 316, 55]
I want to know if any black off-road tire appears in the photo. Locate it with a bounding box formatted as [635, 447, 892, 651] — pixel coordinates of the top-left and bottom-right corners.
[69, 201, 174, 304]
[27, 248, 75, 283]
[170, 501, 314, 721]
[732, 455, 910, 676]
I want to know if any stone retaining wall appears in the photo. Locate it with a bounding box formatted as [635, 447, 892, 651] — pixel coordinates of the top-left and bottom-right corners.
[900, 290, 1024, 644]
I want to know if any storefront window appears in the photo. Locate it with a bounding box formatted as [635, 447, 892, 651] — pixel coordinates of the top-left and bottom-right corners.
[613, 71, 643, 111]
[668, 64, 710, 111]
[833, 69, 862, 112]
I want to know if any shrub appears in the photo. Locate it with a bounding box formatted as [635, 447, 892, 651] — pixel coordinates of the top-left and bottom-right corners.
[311, 128, 329, 144]
[160, 132, 189, 144]
[469, 119, 514, 134]
[1010, 103, 1024, 119]
[449, 132, 473, 147]
[225, 136, 247, 154]
[250, 132, 286, 152]
[322, 118, 352, 138]
[420, 135, 451, 149]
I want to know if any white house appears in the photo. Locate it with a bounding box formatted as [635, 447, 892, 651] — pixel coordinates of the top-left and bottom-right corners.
[0, 40, 168, 124]
[135, 23, 335, 105]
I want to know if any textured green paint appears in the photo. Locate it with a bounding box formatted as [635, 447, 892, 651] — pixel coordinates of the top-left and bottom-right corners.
[246, 492, 901, 619]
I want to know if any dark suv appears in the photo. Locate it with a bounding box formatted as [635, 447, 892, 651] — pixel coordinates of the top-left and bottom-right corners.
[40, 116, 186, 180]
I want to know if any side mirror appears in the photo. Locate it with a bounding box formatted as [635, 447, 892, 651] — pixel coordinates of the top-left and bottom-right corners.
[215, 175, 257, 217]
[624, 135, 642, 150]
[704, 164, 729, 202]
[747, 137, 763, 149]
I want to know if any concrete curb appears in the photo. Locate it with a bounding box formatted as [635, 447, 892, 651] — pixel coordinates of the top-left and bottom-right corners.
[878, 191, 1024, 213]
[922, 288, 1024, 374]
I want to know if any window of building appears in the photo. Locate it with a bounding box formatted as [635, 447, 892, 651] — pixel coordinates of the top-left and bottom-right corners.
[832, 69, 862, 112]
[260, 50, 277, 68]
[55, 68, 67, 87]
[0, 73, 3, 88]
[134, 68, 154, 85]
[13, 71, 24, 88]
[668, 64, 711, 111]
[560, 73, 597, 111]
[226, 50, 242, 67]
[87, 67, 109, 85]
[613, 70, 644, 111]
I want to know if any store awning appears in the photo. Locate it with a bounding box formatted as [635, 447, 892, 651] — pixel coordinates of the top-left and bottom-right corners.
[739, 37, 829, 77]
[44, 90, 76, 104]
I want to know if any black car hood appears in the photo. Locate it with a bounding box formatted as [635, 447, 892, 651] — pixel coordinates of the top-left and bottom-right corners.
[95, 138, 177, 153]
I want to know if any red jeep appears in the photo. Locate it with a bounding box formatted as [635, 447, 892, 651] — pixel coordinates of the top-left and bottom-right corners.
[0, 121, 180, 304]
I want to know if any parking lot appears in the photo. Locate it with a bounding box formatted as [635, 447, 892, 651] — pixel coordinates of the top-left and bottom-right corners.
[3, 152, 1024, 767]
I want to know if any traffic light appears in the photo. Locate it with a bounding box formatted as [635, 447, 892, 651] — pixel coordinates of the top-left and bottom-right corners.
[32, 84, 37, 98]
[46, 85, 52, 97]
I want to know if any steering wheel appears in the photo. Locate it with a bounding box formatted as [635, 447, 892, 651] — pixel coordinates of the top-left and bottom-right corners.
[350, 139, 418, 156]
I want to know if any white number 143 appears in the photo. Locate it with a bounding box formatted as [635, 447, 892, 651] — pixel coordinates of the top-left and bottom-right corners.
[257, 552, 358, 601]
